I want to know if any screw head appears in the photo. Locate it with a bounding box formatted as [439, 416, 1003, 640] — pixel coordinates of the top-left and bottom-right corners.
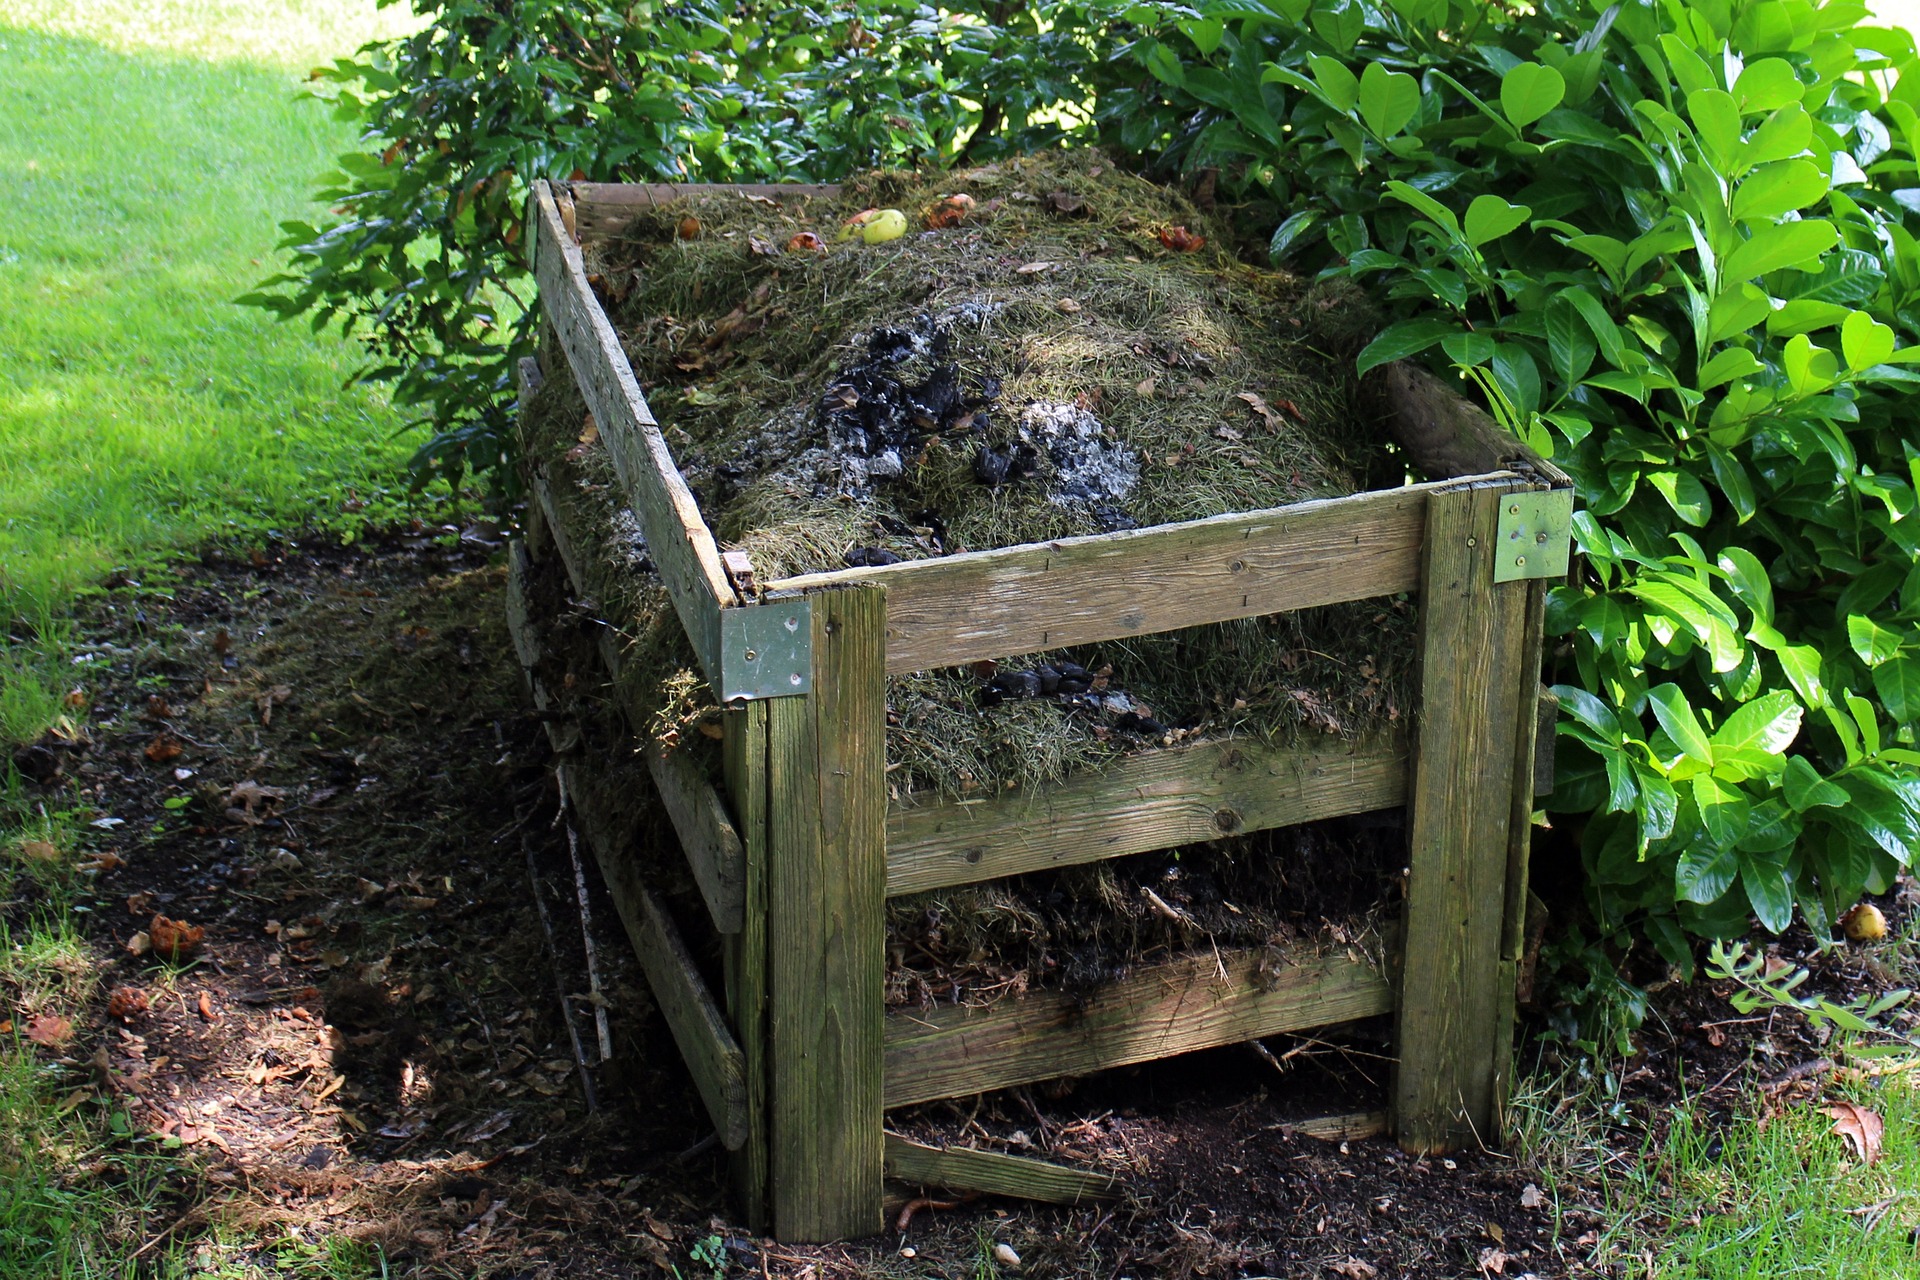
[743, 649, 758, 662]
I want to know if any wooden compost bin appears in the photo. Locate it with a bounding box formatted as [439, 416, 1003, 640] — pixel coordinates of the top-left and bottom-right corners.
[508, 177, 1573, 1243]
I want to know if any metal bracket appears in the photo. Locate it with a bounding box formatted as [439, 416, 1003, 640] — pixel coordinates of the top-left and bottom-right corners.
[1494, 488, 1574, 583]
[718, 598, 813, 701]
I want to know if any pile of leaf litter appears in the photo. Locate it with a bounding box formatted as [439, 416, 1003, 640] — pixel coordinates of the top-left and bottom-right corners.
[526, 149, 1416, 802]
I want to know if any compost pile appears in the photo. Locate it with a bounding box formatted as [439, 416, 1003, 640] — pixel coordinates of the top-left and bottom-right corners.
[526, 151, 1416, 804]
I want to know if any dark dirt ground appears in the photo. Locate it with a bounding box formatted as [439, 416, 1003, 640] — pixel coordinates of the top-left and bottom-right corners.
[6, 531, 1914, 1279]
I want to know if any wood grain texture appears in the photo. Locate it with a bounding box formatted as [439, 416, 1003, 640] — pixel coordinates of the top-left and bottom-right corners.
[1493, 579, 1550, 1131]
[886, 735, 1408, 897]
[1282, 1110, 1388, 1141]
[883, 944, 1393, 1108]
[570, 181, 843, 245]
[723, 701, 772, 1231]
[766, 587, 887, 1241]
[645, 743, 746, 934]
[765, 481, 1454, 673]
[530, 180, 733, 680]
[883, 1134, 1121, 1205]
[1393, 482, 1533, 1155]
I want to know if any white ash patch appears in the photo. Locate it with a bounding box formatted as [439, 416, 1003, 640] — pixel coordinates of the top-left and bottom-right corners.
[1019, 401, 1139, 511]
[937, 298, 1003, 331]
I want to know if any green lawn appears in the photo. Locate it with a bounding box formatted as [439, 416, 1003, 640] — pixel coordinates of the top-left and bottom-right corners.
[0, 0, 421, 740]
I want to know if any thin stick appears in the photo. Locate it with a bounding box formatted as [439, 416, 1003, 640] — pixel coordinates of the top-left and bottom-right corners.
[553, 769, 614, 1062]
[524, 832, 600, 1113]
[565, 816, 616, 1063]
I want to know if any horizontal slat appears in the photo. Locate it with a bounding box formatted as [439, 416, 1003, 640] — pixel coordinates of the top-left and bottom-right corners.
[559, 760, 750, 1150]
[645, 744, 747, 934]
[569, 181, 843, 244]
[531, 180, 734, 682]
[766, 480, 1473, 673]
[883, 944, 1393, 1107]
[883, 1133, 1121, 1205]
[886, 735, 1408, 897]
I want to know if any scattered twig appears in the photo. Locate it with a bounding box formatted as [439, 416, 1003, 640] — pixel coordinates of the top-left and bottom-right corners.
[563, 809, 615, 1063]
[523, 832, 599, 1113]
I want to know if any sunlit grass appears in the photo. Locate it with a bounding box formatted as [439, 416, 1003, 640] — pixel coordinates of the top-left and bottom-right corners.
[0, 0, 428, 742]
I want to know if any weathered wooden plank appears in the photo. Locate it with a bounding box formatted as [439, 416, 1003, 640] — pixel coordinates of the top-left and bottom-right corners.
[765, 480, 1461, 673]
[645, 743, 746, 934]
[1493, 577, 1550, 1132]
[883, 1133, 1121, 1205]
[554, 758, 750, 1151]
[503, 542, 582, 756]
[766, 587, 887, 1241]
[723, 700, 772, 1232]
[570, 180, 843, 245]
[1282, 1110, 1389, 1142]
[883, 944, 1393, 1108]
[886, 736, 1408, 897]
[530, 180, 734, 681]
[1393, 481, 1533, 1155]
[524, 470, 748, 935]
[1533, 686, 1559, 798]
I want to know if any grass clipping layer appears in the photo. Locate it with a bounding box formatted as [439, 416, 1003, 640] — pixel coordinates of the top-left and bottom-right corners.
[531, 151, 1413, 799]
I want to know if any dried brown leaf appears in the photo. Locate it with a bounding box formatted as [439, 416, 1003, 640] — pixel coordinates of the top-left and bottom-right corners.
[1823, 1100, 1884, 1164]
[26, 1014, 72, 1046]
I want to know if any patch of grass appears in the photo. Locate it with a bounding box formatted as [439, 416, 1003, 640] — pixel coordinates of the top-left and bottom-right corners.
[0, 0, 428, 743]
[1624, 1075, 1920, 1277]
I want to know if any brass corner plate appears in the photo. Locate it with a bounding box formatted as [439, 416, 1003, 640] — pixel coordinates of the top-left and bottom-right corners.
[1493, 488, 1574, 583]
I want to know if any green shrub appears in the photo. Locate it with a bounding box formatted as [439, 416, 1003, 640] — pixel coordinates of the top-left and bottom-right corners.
[1085, 0, 1920, 1034]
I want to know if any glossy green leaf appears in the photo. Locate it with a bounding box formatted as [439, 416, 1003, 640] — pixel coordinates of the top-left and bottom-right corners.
[1875, 656, 1920, 722]
[1500, 61, 1566, 129]
[1740, 103, 1814, 168]
[1733, 57, 1804, 113]
[1269, 211, 1319, 263]
[1697, 346, 1761, 388]
[1545, 294, 1597, 386]
[1355, 317, 1461, 376]
[1742, 853, 1795, 933]
[1730, 159, 1828, 222]
[1687, 88, 1742, 167]
[1383, 180, 1462, 237]
[1308, 55, 1358, 112]
[1646, 469, 1713, 525]
[1441, 331, 1496, 366]
[1647, 683, 1714, 762]
[1716, 546, 1773, 620]
[1723, 219, 1838, 283]
[1842, 308, 1897, 369]
[1464, 195, 1531, 247]
[1848, 613, 1905, 666]
[1695, 774, 1753, 847]
[1358, 62, 1420, 139]
[1782, 756, 1848, 810]
[1712, 690, 1803, 753]
[1676, 842, 1740, 904]
[1142, 40, 1186, 88]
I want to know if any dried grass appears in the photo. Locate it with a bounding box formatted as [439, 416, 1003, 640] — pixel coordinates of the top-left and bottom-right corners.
[527, 150, 1414, 801]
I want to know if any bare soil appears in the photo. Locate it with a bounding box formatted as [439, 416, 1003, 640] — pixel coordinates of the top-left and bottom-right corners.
[7, 532, 1911, 1279]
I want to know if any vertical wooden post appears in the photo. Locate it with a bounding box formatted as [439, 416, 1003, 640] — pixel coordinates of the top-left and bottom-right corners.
[1395, 481, 1534, 1154]
[765, 587, 887, 1240]
[1492, 579, 1549, 1131]
[722, 699, 771, 1232]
